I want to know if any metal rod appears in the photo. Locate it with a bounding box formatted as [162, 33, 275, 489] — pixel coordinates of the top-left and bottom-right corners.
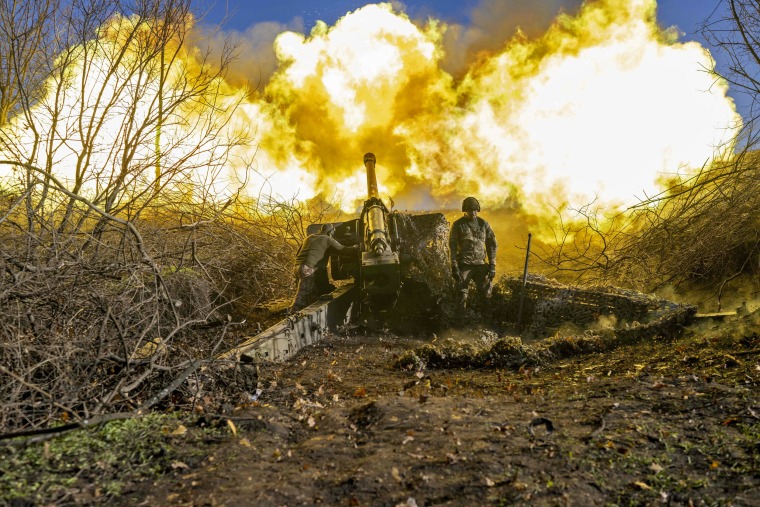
[516, 232, 532, 331]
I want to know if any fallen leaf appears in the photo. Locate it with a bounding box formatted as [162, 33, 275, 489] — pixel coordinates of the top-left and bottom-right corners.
[227, 419, 237, 436]
[354, 387, 367, 398]
[633, 481, 652, 490]
[131, 337, 166, 360]
[649, 463, 663, 473]
[171, 425, 187, 436]
[239, 438, 252, 447]
[485, 477, 495, 487]
[171, 461, 189, 470]
[391, 467, 402, 482]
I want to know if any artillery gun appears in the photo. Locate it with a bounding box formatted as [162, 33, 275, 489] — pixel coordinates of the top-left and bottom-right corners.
[223, 152, 450, 362]
[221, 152, 699, 366]
[309, 152, 403, 311]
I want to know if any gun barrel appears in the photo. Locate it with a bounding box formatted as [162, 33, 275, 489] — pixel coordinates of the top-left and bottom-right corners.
[366, 204, 390, 255]
[359, 153, 400, 306]
[364, 154, 379, 198]
[362, 153, 389, 254]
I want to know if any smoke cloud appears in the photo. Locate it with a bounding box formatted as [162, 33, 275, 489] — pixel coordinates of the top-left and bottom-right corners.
[1, 0, 741, 221]
[216, 0, 739, 216]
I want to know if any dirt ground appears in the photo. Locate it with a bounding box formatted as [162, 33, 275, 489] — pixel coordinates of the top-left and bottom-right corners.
[126, 312, 760, 507]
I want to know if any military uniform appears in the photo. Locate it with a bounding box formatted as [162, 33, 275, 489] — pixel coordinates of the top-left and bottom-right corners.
[289, 229, 355, 314]
[449, 203, 498, 319]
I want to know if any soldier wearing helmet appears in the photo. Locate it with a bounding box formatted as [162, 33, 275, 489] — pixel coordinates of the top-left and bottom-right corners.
[289, 222, 358, 314]
[449, 196, 498, 322]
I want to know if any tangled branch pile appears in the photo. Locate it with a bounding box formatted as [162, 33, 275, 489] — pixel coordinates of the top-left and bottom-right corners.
[609, 153, 760, 300]
[0, 190, 323, 432]
[0, 0, 335, 434]
[538, 152, 760, 306]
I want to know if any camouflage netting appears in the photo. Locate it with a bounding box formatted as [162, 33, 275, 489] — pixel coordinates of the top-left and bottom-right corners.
[384, 212, 458, 330]
[396, 275, 697, 370]
[491, 274, 684, 335]
[394, 212, 451, 292]
[359, 214, 696, 336]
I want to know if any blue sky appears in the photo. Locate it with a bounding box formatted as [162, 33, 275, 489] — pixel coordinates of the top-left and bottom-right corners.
[198, 0, 720, 42]
[199, 0, 482, 28]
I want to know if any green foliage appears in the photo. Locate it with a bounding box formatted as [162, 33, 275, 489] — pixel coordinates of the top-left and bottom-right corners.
[0, 413, 227, 504]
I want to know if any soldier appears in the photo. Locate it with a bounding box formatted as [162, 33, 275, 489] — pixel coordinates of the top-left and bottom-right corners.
[449, 196, 498, 321]
[288, 223, 358, 314]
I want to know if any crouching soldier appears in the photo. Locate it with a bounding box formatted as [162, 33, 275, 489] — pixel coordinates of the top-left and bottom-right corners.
[449, 196, 498, 322]
[289, 223, 358, 314]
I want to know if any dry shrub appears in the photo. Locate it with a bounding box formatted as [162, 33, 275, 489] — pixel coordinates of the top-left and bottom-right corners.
[537, 154, 759, 309]
[0, 0, 321, 433]
[608, 154, 760, 305]
[0, 196, 318, 433]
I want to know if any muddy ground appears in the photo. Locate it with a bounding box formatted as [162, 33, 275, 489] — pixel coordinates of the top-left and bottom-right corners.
[124, 312, 760, 507]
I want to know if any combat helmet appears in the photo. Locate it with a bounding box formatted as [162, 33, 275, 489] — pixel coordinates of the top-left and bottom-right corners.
[461, 196, 481, 212]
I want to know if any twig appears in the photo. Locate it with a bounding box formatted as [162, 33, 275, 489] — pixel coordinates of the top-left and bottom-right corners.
[0, 365, 83, 424]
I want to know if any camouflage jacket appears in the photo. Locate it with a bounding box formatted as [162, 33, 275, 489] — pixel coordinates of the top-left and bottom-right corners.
[449, 216, 498, 267]
[294, 234, 348, 268]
